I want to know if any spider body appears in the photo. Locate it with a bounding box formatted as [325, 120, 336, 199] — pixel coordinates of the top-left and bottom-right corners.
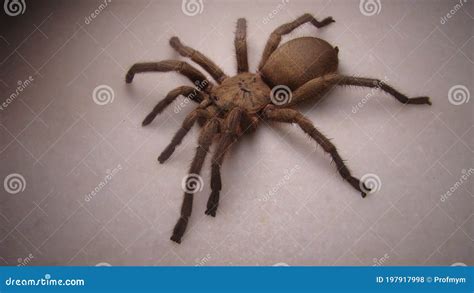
[126, 14, 431, 243]
[211, 73, 271, 114]
[261, 37, 339, 91]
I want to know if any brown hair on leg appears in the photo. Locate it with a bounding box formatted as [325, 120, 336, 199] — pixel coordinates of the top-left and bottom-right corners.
[169, 37, 228, 83]
[206, 107, 257, 216]
[142, 86, 206, 126]
[259, 13, 334, 70]
[125, 60, 213, 93]
[159, 109, 212, 163]
[171, 118, 221, 243]
[235, 18, 249, 73]
[263, 106, 370, 197]
[338, 75, 431, 105]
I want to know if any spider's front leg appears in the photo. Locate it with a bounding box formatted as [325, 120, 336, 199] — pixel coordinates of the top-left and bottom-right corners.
[142, 86, 206, 126]
[206, 107, 257, 216]
[235, 18, 249, 73]
[171, 118, 221, 243]
[158, 107, 212, 163]
[263, 105, 370, 197]
[125, 60, 212, 93]
[169, 37, 228, 83]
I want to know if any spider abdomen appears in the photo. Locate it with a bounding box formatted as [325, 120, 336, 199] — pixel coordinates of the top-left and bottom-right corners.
[261, 37, 338, 90]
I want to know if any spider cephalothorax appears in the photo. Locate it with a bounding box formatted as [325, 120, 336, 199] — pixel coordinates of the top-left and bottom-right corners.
[126, 14, 431, 243]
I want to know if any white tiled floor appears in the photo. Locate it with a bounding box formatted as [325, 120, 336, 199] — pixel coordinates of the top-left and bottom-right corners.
[0, 0, 472, 266]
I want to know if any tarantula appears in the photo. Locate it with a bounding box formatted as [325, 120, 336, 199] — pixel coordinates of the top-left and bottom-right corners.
[125, 14, 431, 243]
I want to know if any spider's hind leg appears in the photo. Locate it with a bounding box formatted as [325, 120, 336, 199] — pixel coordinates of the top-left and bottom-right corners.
[337, 75, 432, 105]
[263, 106, 370, 198]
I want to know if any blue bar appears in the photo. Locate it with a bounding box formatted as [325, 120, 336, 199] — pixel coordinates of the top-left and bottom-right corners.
[0, 266, 472, 292]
